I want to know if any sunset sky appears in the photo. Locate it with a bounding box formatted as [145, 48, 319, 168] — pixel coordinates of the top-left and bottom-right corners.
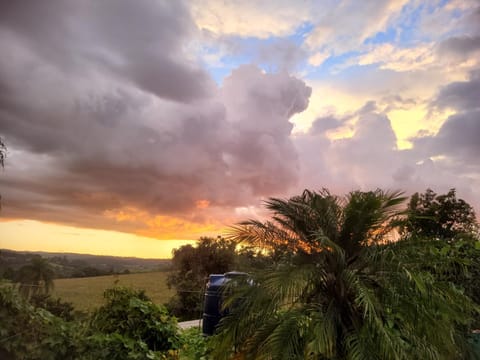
[1, 0, 479, 259]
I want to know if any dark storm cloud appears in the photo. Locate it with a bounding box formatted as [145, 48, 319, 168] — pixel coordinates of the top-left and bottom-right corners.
[431, 110, 480, 161]
[432, 71, 480, 111]
[309, 115, 344, 134]
[415, 70, 480, 169]
[415, 109, 480, 171]
[0, 0, 311, 235]
[0, 0, 214, 103]
[437, 35, 480, 58]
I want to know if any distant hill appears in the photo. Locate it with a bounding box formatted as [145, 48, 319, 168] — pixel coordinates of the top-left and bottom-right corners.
[0, 249, 171, 278]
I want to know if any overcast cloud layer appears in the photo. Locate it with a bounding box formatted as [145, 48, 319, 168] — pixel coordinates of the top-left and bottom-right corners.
[0, 0, 479, 240]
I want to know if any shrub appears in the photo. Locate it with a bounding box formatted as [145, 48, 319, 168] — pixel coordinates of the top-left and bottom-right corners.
[91, 287, 180, 352]
[0, 286, 76, 359]
[178, 327, 208, 360]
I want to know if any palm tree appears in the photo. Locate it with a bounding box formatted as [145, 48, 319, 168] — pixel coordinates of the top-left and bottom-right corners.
[17, 256, 55, 298]
[211, 189, 475, 359]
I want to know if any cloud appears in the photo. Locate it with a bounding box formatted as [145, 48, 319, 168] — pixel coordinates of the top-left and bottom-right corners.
[308, 52, 330, 67]
[415, 71, 480, 172]
[437, 35, 480, 59]
[190, 0, 312, 39]
[304, 0, 408, 54]
[190, 0, 410, 62]
[294, 99, 480, 212]
[354, 43, 436, 72]
[255, 39, 308, 72]
[432, 71, 480, 111]
[1, 0, 480, 244]
[424, 110, 480, 165]
[0, 0, 312, 238]
[0, 0, 215, 103]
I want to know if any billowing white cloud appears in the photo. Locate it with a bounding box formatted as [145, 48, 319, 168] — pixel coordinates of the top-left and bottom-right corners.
[0, 1, 312, 237]
[294, 100, 480, 211]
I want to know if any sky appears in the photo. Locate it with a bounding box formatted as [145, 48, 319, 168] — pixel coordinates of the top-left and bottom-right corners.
[0, 0, 479, 259]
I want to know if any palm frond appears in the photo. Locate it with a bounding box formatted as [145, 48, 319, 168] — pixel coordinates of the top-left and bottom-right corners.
[215, 188, 476, 359]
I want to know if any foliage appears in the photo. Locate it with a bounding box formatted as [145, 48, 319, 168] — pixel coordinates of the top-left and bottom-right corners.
[236, 245, 280, 271]
[178, 327, 208, 360]
[91, 287, 180, 352]
[75, 332, 170, 360]
[211, 189, 477, 359]
[16, 255, 55, 297]
[391, 235, 480, 327]
[167, 236, 237, 320]
[0, 285, 77, 359]
[0, 285, 184, 359]
[400, 189, 480, 325]
[29, 293, 76, 321]
[402, 188, 479, 239]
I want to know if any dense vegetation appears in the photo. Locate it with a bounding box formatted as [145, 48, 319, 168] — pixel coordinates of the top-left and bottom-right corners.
[1, 187, 479, 359]
[210, 189, 480, 359]
[0, 285, 204, 359]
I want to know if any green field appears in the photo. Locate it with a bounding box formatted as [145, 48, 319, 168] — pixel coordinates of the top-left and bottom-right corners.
[52, 271, 174, 312]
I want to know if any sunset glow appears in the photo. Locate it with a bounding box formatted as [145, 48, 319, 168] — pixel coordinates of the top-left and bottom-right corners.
[1, 0, 479, 258]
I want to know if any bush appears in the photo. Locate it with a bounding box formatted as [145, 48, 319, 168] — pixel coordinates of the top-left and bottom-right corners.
[178, 327, 208, 360]
[0, 286, 77, 359]
[0, 286, 182, 359]
[91, 287, 180, 352]
[29, 293, 76, 321]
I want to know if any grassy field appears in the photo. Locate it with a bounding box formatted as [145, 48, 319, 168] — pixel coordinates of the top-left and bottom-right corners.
[52, 271, 174, 312]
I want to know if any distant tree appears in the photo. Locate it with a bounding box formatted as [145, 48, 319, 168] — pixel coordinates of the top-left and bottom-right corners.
[72, 266, 110, 278]
[17, 256, 55, 297]
[166, 236, 237, 320]
[402, 188, 479, 239]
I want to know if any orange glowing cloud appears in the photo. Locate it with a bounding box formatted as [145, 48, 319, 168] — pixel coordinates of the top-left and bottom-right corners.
[195, 199, 210, 209]
[103, 206, 225, 239]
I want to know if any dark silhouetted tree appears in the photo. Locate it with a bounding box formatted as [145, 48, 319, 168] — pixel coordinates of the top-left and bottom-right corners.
[403, 188, 478, 239]
[167, 236, 237, 320]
